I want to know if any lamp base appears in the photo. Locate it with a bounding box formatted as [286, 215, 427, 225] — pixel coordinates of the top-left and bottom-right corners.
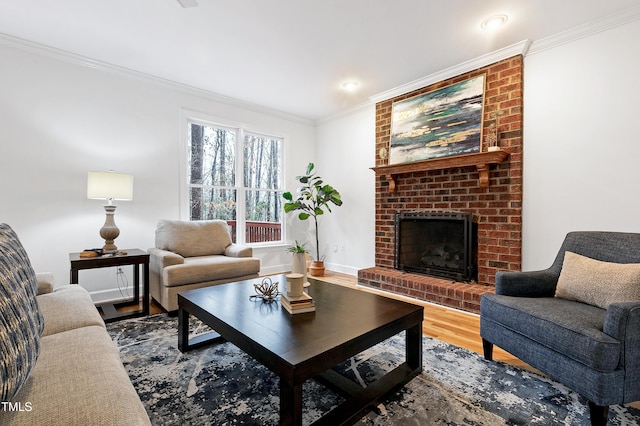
[100, 205, 120, 253]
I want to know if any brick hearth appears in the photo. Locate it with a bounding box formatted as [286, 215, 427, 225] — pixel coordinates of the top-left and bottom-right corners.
[358, 267, 493, 313]
[359, 55, 523, 314]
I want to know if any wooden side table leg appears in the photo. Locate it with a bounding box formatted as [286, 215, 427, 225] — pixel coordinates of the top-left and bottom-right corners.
[133, 264, 140, 304]
[143, 262, 149, 316]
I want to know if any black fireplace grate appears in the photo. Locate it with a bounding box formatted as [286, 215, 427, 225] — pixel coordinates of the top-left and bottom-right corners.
[394, 211, 477, 282]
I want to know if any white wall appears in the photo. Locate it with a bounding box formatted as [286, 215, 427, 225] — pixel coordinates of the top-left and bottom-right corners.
[0, 40, 315, 302]
[314, 106, 376, 275]
[522, 19, 640, 270]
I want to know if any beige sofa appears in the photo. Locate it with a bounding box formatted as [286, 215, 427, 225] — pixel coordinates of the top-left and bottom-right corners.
[0, 224, 150, 425]
[149, 219, 260, 312]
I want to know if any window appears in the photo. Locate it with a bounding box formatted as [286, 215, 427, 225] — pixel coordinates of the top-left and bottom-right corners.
[184, 117, 284, 245]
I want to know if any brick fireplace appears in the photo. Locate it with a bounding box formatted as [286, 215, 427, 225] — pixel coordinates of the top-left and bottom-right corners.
[358, 55, 523, 314]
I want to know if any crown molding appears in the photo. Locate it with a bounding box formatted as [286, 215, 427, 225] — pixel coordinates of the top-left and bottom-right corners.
[369, 40, 531, 104]
[0, 32, 314, 126]
[528, 5, 640, 56]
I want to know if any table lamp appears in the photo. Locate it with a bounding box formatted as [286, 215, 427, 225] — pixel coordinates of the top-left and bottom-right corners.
[87, 171, 134, 252]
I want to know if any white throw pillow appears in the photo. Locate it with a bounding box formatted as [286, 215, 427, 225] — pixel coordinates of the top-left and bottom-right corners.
[555, 251, 640, 309]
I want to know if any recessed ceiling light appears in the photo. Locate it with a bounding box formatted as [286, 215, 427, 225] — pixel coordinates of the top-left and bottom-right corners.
[481, 14, 508, 31]
[341, 81, 360, 92]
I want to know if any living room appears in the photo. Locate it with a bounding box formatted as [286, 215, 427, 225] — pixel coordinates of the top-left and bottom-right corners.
[2, 1, 640, 424]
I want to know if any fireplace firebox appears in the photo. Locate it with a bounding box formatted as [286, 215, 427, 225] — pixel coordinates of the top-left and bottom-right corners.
[394, 211, 477, 282]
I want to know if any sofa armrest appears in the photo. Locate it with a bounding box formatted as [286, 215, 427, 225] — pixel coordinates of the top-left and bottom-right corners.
[35, 272, 55, 295]
[225, 243, 253, 258]
[604, 302, 640, 401]
[495, 269, 558, 297]
[604, 302, 640, 345]
[148, 248, 184, 268]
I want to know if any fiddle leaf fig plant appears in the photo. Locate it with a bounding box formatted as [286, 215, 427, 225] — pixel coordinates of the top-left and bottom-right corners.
[283, 163, 343, 261]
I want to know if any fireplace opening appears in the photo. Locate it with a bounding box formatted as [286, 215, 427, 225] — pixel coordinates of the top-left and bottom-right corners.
[394, 211, 477, 282]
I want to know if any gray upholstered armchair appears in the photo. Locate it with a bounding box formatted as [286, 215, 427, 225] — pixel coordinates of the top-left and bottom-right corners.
[480, 231, 640, 426]
[149, 219, 260, 312]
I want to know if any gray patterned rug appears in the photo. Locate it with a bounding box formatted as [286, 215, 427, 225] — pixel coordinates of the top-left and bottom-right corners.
[107, 314, 640, 425]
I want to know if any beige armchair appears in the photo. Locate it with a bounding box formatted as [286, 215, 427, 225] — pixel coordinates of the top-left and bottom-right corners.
[149, 219, 260, 312]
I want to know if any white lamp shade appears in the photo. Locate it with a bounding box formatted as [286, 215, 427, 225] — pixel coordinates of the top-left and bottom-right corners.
[87, 172, 134, 200]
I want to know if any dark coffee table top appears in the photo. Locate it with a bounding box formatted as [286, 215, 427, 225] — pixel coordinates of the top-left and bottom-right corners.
[178, 274, 423, 371]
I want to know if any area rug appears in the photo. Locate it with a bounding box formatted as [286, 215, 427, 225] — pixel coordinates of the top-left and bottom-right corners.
[107, 314, 640, 425]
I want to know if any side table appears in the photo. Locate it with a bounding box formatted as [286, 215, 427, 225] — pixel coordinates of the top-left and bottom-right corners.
[69, 249, 150, 322]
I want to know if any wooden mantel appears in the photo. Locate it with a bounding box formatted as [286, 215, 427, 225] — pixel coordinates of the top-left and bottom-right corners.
[371, 149, 510, 192]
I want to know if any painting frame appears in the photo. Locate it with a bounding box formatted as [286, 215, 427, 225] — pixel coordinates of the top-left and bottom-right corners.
[389, 74, 486, 165]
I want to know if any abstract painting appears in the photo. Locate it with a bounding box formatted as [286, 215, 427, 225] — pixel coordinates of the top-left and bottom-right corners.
[389, 75, 485, 165]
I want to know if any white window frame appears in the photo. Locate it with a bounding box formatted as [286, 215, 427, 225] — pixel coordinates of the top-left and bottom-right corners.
[179, 109, 286, 247]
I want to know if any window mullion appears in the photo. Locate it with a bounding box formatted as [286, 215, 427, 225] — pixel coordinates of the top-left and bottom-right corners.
[235, 128, 246, 244]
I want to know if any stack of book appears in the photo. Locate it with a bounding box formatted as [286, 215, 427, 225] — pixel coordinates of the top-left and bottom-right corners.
[281, 292, 315, 314]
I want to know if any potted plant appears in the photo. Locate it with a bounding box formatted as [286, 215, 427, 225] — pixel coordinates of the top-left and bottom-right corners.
[286, 240, 309, 284]
[283, 163, 343, 276]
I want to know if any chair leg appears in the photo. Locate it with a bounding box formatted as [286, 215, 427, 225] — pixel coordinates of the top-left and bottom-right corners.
[482, 338, 493, 361]
[588, 401, 609, 426]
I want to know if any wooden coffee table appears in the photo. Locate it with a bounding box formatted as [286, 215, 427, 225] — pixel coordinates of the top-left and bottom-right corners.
[177, 275, 423, 425]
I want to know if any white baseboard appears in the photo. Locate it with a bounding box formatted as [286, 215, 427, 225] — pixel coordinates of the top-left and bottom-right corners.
[323, 262, 359, 277]
[259, 264, 291, 276]
[89, 286, 141, 304]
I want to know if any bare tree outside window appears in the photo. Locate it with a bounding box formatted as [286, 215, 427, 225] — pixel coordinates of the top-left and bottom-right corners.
[187, 122, 283, 244]
[244, 133, 282, 242]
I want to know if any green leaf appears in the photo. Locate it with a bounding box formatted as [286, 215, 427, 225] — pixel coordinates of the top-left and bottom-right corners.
[282, 192, 293, 201]
[314, 207, 324, 216]
[306, 163, 315, 175]
[284, 202, 300, 213]
[298, 212, 310, 220]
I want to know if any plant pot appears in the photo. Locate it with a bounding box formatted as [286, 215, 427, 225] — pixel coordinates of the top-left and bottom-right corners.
[291, 253, 309, 285]
[309, 260, 325, 277]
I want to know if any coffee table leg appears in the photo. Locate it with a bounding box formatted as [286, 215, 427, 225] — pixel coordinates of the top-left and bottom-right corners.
[406, 322, 422, 370]
[178, 303, 226, 353]
[178, 307, 190, 352]
[280, 381, 303, 426]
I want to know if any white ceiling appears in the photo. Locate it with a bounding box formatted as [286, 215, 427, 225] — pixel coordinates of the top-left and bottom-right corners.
[1, 0, 639, 121]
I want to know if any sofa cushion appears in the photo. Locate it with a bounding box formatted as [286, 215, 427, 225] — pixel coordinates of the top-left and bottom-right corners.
[6, 325, 150, 425]
[163, 255, 260, 287]
[555, 251, 640, 309]
[37, 285, 105, 336]
[155, 219, 232, 257]
[0, 223, 44, 402]
[481, 294, 620, 371]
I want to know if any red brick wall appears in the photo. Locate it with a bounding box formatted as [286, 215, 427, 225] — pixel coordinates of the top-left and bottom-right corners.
[365, 56, 523, 303]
